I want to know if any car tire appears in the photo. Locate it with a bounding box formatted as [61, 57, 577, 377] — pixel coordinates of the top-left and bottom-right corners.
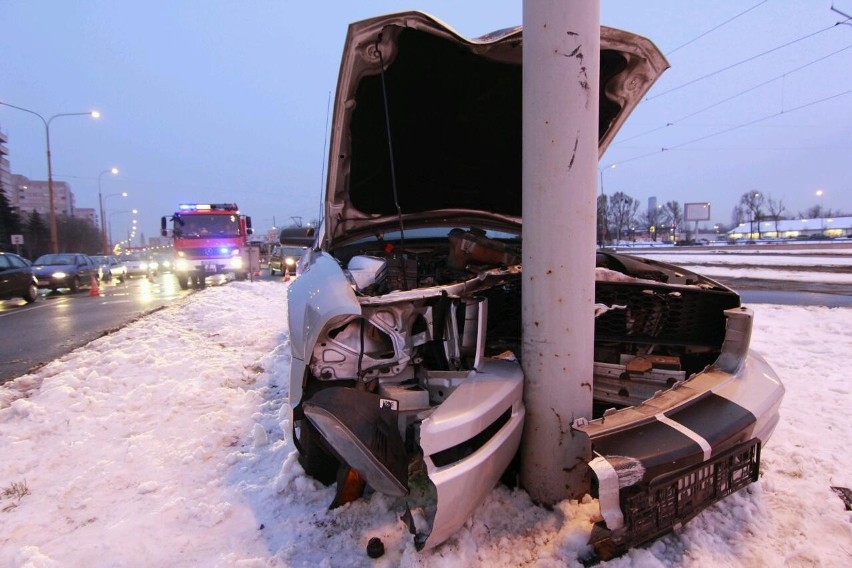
[295, 418, 339, 486]
[23, 282, 38, 303]
[70, 276, 81, 293]
[177, 275, 189, 290]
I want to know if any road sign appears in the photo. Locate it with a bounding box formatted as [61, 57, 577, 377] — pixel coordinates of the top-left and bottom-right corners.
[10, 234, 24, 245]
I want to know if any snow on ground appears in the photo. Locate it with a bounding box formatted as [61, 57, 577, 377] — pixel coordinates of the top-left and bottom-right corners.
[632, 248, 852, 284]
[1, 270, 851, 567]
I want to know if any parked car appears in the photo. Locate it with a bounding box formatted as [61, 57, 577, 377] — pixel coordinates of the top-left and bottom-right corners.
[122, 252, 154, 278]
[0, 252, 38, 303]
[91, 255, 127, 282]
[31, 253, 98, 292]
[268, 246, 305, 276]
[281, 12, 784, 557]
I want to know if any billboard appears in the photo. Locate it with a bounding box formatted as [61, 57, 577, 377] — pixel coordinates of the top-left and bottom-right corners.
[685, 202, 711, 222]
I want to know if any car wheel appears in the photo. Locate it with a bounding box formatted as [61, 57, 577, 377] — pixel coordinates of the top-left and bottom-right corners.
[23, 282, 38, 303]
[294, 417, 339, 486]
[177, 275, 189, 290]
[70, 276, 81, 293]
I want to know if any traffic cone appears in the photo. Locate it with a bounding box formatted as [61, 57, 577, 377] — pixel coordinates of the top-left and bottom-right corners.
[90, 275, 100, 297]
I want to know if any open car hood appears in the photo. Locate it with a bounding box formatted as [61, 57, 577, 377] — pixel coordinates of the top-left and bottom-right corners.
[324, 11, 668, 248]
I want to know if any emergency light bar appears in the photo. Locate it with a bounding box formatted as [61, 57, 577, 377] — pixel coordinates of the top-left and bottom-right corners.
[178, 203, 238, 212]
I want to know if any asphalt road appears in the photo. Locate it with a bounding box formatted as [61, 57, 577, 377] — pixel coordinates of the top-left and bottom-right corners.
[0, 273, 195, 384]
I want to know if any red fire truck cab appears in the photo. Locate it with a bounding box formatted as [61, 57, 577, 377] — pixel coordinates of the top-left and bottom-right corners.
[161, 203, 253, 289]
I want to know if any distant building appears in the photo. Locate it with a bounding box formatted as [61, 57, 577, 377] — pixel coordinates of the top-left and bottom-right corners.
[647, 196, 657, 214]
[9, 174, 75, 218]
[74, 207, 98, 227]
[728, 217, 852, 240]
[0, 125, 11, 201]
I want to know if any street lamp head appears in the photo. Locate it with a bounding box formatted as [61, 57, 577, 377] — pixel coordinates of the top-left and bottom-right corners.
[91, 111, 101, 119]
[110, 167, 119, 175]
[816, 189, 824, 197]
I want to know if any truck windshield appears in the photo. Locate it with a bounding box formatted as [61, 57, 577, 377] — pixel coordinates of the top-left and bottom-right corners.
[175, 214, 240, 238]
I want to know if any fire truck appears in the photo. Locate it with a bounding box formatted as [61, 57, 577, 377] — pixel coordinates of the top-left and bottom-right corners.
[160, 203, 253, 289]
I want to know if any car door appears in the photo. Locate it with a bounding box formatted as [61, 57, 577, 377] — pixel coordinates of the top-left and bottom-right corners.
[0, 255, 14, 297]
[78, 255, 95, 283]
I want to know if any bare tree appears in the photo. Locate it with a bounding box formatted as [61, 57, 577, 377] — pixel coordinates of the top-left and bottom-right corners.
[731, 204, 746, 228]
[661, 201, 683, 242]
[607, 192, 639, 244]
[766, 196, 786, 238]
[639, 205, 665, 241]
[739, 191, 765, 240]
[597, 194, 608, 246]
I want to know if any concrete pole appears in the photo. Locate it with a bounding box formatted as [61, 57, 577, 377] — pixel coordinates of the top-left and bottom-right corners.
[520, 0, 599, 505]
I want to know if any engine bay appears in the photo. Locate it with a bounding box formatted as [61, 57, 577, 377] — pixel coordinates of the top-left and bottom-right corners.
[307, 228, 741, 419]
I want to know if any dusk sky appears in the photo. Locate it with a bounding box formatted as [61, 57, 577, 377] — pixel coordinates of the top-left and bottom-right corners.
[2, 1, 850, 243]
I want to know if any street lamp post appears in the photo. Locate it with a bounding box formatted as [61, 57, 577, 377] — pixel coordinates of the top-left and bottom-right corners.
[98, 168, 120, 253]
[0, 102, 100, 253]
[816, 189, 825, 233]
[598, 163, 616, 247]
[109, 209, 137, 250]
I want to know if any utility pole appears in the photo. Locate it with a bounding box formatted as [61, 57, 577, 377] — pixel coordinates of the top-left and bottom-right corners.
[520, 0, 599, 504]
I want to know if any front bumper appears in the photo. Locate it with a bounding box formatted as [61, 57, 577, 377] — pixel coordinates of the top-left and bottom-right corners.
[577, 307, 785, 558]
[175, 257, 244, 275]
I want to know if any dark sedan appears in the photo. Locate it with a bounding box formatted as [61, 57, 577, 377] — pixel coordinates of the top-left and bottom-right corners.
[31, 253, 99, 293]
[0, 252, 38, 303]
[269, 246, 306, 276]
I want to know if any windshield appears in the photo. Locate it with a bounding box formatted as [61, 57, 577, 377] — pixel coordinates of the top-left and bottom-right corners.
[174, 213, 240, 238]
[34, 254, 76, 266]
[280, 246, 306, 257]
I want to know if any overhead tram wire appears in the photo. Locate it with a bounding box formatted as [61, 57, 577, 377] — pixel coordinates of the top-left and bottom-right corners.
[615, 42, 852, 145]
[646, 23, 842, 102]
[665, 0, 770, 56]
[609, 87, 852, 168]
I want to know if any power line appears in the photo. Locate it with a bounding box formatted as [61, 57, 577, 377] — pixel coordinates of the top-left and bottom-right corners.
[666, 1, 769, 56]
[647, 23, 842, 101]
[612, 87, 852, 168]
[616, 42, 852, 145]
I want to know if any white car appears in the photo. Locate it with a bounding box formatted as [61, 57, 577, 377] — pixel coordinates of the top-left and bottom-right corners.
[122, 253, 153, 278]
[91, 255, 127, 282]
[282, 12, 784, 557]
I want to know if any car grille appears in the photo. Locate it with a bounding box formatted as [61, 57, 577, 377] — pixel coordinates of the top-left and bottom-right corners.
[478, 280, 740, 357]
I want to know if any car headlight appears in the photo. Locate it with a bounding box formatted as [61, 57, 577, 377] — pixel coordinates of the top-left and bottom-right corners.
[52, 271, 67, 279]
[285, 258, 296, 266]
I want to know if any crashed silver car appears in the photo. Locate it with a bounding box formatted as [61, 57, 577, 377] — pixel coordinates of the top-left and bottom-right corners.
[284, 12, 784, 556]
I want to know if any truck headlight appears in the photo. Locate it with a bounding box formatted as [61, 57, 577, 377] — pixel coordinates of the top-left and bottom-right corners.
[176, 259, 189, 271]
[230, 257, 243, 269]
